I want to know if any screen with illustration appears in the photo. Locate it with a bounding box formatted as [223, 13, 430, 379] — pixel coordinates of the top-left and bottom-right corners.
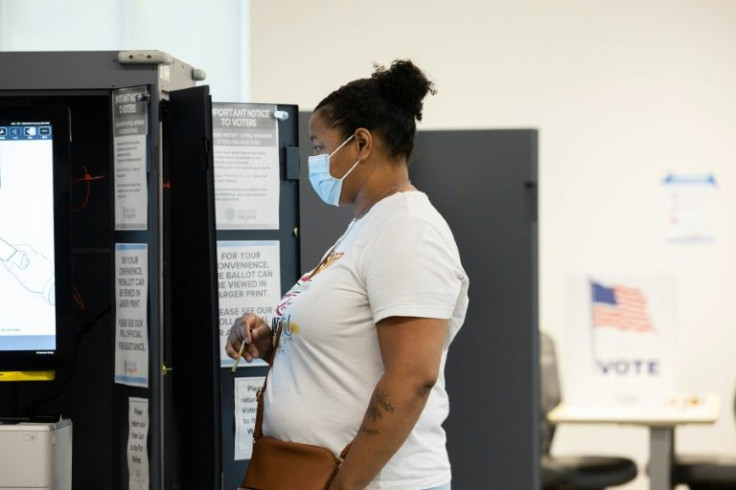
[0, 106, 70, 370]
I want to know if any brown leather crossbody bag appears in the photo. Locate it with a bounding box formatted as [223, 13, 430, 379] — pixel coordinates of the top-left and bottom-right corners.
[238, 322, 351, 490]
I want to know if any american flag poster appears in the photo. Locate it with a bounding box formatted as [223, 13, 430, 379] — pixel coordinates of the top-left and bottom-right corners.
[564, 274, 678, 406]
[591, 282, 655, 333]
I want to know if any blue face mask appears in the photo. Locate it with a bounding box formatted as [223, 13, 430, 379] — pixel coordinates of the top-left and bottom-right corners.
[308, 134, 360, 206]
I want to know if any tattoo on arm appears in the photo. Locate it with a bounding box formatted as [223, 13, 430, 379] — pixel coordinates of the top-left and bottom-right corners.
[367, 404, 382, 422]
[358, 390, 396, 438]
[365, 389, 396, 424]
[372, 389, 395, 414]
[359, 425, 380, 436]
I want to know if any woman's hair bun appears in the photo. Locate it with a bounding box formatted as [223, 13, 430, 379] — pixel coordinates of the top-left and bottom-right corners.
[372, 60, 436, 121]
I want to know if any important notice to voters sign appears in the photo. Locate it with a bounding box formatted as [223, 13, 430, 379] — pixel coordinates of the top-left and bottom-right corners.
[212, 103, 280, 230]
[217, 241, 281, 368]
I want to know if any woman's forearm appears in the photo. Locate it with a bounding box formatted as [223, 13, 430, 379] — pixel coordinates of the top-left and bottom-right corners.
[329, 371, 435, 490]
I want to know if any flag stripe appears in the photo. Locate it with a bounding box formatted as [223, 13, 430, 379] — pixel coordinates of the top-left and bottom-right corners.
[591, 281, 655, 333]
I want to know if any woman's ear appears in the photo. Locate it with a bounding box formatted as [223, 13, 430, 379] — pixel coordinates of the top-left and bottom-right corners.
[354, 127, 373, 161]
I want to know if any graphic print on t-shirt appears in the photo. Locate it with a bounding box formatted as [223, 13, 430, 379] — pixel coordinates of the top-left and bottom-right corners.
[273, 249, 344, 348]
[308, 251, 343, 280]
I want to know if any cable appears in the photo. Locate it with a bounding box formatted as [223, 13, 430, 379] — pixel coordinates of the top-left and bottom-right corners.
[72, 286, 86, 312]
[24, 287, 110, 417]
[72, 165, 106, 212]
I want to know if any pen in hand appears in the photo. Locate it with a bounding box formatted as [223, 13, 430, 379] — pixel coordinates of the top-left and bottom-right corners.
[231, 340, 247, 374]
[232, 316, 278, 373]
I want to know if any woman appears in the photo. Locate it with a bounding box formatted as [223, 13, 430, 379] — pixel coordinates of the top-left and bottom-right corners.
[226, 60, 469, 490]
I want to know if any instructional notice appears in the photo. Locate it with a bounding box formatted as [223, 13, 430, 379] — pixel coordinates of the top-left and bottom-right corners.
[113, 87, 149, 230]
[234, 376, 265, 460]
[663, 174, 718, 243]
[212, 103, 280, 230]
[218, 241, 281, 368]
[115, 243, 149, 387]
[128, 397, 150, 490]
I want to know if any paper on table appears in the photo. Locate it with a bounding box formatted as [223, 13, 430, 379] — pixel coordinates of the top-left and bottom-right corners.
[550, 394, 720, 425]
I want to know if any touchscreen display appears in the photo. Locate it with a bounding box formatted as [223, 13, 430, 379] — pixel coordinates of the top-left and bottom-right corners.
[0, 120, 56, 353]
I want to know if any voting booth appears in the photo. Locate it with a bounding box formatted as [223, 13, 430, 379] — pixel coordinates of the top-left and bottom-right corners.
[0, 51, 540, 489]
[0, 50, 210, 489]
[0, 51, 301, 490]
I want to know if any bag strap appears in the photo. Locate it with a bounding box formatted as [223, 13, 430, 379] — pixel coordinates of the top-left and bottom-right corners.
[251, 318, 282, 441]
[337, 443, 351, 464]
[250, 317, 351, 459]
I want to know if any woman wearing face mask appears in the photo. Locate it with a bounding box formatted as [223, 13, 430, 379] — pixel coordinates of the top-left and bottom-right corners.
[226, 59, 468, 490]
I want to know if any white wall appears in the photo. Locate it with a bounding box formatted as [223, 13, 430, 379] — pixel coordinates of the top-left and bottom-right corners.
[251, 1, 736, 489]
[1, 1, 733, 487]
[0, 0, 250, 102]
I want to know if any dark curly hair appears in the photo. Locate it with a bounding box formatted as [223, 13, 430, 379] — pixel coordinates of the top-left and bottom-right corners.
[315, 59, 436, 161]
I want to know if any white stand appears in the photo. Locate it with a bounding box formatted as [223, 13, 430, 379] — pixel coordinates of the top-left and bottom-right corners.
[0, 419, 72, 490]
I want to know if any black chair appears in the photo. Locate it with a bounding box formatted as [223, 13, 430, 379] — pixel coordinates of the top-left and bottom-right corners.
[671, 387, 736, 489]
[540, 331, 638, 489]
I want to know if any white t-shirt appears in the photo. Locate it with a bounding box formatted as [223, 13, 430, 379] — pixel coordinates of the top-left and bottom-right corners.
[263, 190, 469, 489]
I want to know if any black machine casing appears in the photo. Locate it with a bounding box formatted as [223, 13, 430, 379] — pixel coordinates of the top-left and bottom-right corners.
[0, 51, 223, 490]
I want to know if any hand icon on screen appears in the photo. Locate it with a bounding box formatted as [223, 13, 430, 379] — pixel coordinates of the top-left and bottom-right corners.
[0, 241, 55, 306]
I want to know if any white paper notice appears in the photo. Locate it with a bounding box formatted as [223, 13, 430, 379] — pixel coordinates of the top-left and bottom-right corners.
[115, 244, 149, 387]
[565, 274, 678, 406]
[218, 241, 281, 368]
[128, 397, 150, 490]
[234, 376, 265, 460]
[212, 103, 280, 230]
[663, 174, 718, 244]
[113, 87, 149, 230]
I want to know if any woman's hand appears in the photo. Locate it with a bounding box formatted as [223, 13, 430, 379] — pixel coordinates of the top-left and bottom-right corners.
[225, 313, 274, 363]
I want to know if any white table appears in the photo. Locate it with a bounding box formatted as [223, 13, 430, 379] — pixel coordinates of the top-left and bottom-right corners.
[547, 394, 721, 490]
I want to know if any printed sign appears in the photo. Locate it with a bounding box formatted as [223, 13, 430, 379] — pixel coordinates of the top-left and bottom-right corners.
[663, 174, 718, 243]
[212, 103, 280, 230]
[234, 376, 265, 460]
[113, 87, 149, 230]
[218, 241, 281, 367]
[565, 274, 678, 405]
[128, 397, 149, 490]
[115, 243, 149, 387]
